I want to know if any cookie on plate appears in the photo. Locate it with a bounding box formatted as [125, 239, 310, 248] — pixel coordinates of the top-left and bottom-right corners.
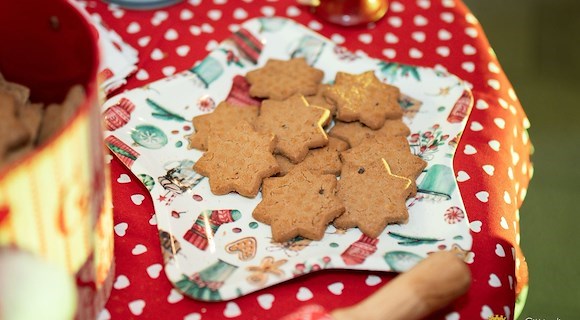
[329, 119, 410, 148]
[246, 58, 324, 100]
[253, 169, 345, 242]
[334, 158, 413, 238]
[324, 71, 402, 129]
[255, 94, 329, 163]
[193, 120, 279, 198]
[186, 101, 259, 151]
[276, 136, 348, 176]
[340, 136, 427, 196]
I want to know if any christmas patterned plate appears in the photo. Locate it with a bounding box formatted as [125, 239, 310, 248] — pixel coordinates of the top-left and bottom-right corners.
[102, 17, 474, 301]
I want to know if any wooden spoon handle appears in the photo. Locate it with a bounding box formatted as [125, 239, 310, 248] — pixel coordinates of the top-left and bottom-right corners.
[332, 251, 471, 320]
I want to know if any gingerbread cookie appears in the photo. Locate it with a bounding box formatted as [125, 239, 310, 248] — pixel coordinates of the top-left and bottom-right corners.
[193, 120, 279, 198]
[324, 71, 402, 129]
[305, 84, 335, 126]
[329, 119, 410, 148]
[253, 169, 345, 242]
[276, 137, 348, 176]
[246, 58, 324, 100]
[334, 159, 412, 238]
[255, 94, 329, 163]
[0, 92, 30, 159]
[341, 136, 427, 195]
[186, 101, 259, 151]
[37, 84, 85, 144]
[0, 73, 30, 106]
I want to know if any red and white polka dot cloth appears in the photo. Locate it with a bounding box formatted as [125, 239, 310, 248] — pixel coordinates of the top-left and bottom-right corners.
[84, 0, 532, 319]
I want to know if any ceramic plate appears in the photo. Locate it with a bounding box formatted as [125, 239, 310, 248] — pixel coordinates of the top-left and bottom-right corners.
[102, 17, 474, 301]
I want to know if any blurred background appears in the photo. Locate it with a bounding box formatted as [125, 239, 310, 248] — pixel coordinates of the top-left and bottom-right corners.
[464, 0, 580, 318]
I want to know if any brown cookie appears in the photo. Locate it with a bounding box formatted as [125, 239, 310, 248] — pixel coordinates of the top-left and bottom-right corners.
[193, 120, 279, 198]
[37, 85, 85, 144]
[305, 84, 335, 127]
[334, 159, 412, 238]
[246, 58, 324, 100]
[329, 119, 410, 148]
[0, 73, 30, 106]
[340, 136, 427, 195]
[255, 94, 329, 163]
[186, 101, 259, 151]
[276, 137, 348, 176]
[253, 169, 345, 242]
[324, 71, 402, 129]
[0, 92, 30, 159]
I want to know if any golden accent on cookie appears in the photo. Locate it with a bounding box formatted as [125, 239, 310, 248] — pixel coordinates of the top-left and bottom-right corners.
[253, 169, 345, 242]
[246, 58, 324, 100]
[329, 119, 411, 148]
[186, 101, 259, 151]
[305, 84, 336, 126]
[226, 236, 257, 261]
[275, 137, 348, 176]
[334, 159, 412, 238]
[255, 94, 329, 163]
[324, 71, 402, 129]
[340, 136, 427, 196]
[193, 120, 279, 198]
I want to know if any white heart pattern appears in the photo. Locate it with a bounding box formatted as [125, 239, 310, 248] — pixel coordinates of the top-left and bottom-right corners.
[126, 22, 140, 34]
[131, 194, 145, 205]
[167, 289, 184, 304]
[445, 312, 460, 320]
[461, 62, 475, 73]
[465, 27, 478, 38]
[409, 48, 423, 59]
[113, 275, 130, 289]
[440, 12, 454, 23]
[114, 222, 128, 237]
[327, 282, 344, 295]
[149, 214, 157, 225]
[475, 191, 489, 203]
[358, 33, 373, 44]
[150, 48, 164, 61]
[438, 29, 452, 41]
[162, 66, 176, 76]
[475, 99, 489, 110]
[180, 9, 193, 20]
[138, 36, 151, 47]
[385, 32, 399, 43]
[128, 300, 146, 316]
[411, 31, 426, 43]
[233, 8, 248, 20]
[146, 263, 163, 279]
[503, 191, 512, 204]
[390, 1, 404, 12]
[463, 44, 477, 55]
[257, 293, 275, 310]
[482, 165, 495, 176]
[495, 244, 506, 257]
[470, 121, 483, 131]
[296, 287, 313, 301]
[207, 9, 222, 21]
[365, 275, 382, 286]
[494, 117, 506, 129]
[463, 144, 477, 155]
[176, 45, 190, 57]
[488, 140, 501, 152]
[488, 273, 502, 287]
[488, 79, 501, 90]
[132, 244, 147, 255]
[480, 305, 493, 319]
[500, 216, 509, 230]
[382, 49, 396, 59]
[286, 6, 301, 17]
[164, 28, 178, 41]
[436, 46, 450, 57]
[223, 302, 241, 318]
[413, 15, 428, 26]
[184, 313, 202, 320]
[388, 16, 403, 28]
[456, 171, 470, 182]
[470, 220, 482, 233]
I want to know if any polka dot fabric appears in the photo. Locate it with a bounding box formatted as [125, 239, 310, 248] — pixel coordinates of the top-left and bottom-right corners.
[84, 0, 533, 319]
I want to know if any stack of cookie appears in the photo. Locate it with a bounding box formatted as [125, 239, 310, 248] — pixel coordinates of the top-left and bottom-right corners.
[188, 58, 426, 242]
[0, 73, 84, 168]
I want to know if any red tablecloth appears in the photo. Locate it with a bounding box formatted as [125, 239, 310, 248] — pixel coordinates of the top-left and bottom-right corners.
[85, 1, 532, 319]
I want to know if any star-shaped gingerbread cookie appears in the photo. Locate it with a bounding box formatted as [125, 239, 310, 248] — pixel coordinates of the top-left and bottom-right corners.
[246, 58, 324, 100]
[340, 136, 427, 195]
[324, 71, 402, 129]
[253, 169, 345, 242]
[334, 159, 412, 238]
[275, 137, 348, 176]
[329, 119, 410, 148]
[186, 101, 259, 151]
[255, 94, 329, 163]
[193, 121, 279, 198]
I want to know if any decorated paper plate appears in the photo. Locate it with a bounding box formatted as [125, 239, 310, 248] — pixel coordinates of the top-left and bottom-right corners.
[102, 17, 474, 301]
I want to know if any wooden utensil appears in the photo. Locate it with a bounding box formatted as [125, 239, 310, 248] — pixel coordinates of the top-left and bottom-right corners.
[331, 251, 471, 320]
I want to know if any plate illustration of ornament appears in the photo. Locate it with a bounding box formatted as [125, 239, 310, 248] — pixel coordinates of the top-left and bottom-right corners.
[130, 124, 168, 149]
